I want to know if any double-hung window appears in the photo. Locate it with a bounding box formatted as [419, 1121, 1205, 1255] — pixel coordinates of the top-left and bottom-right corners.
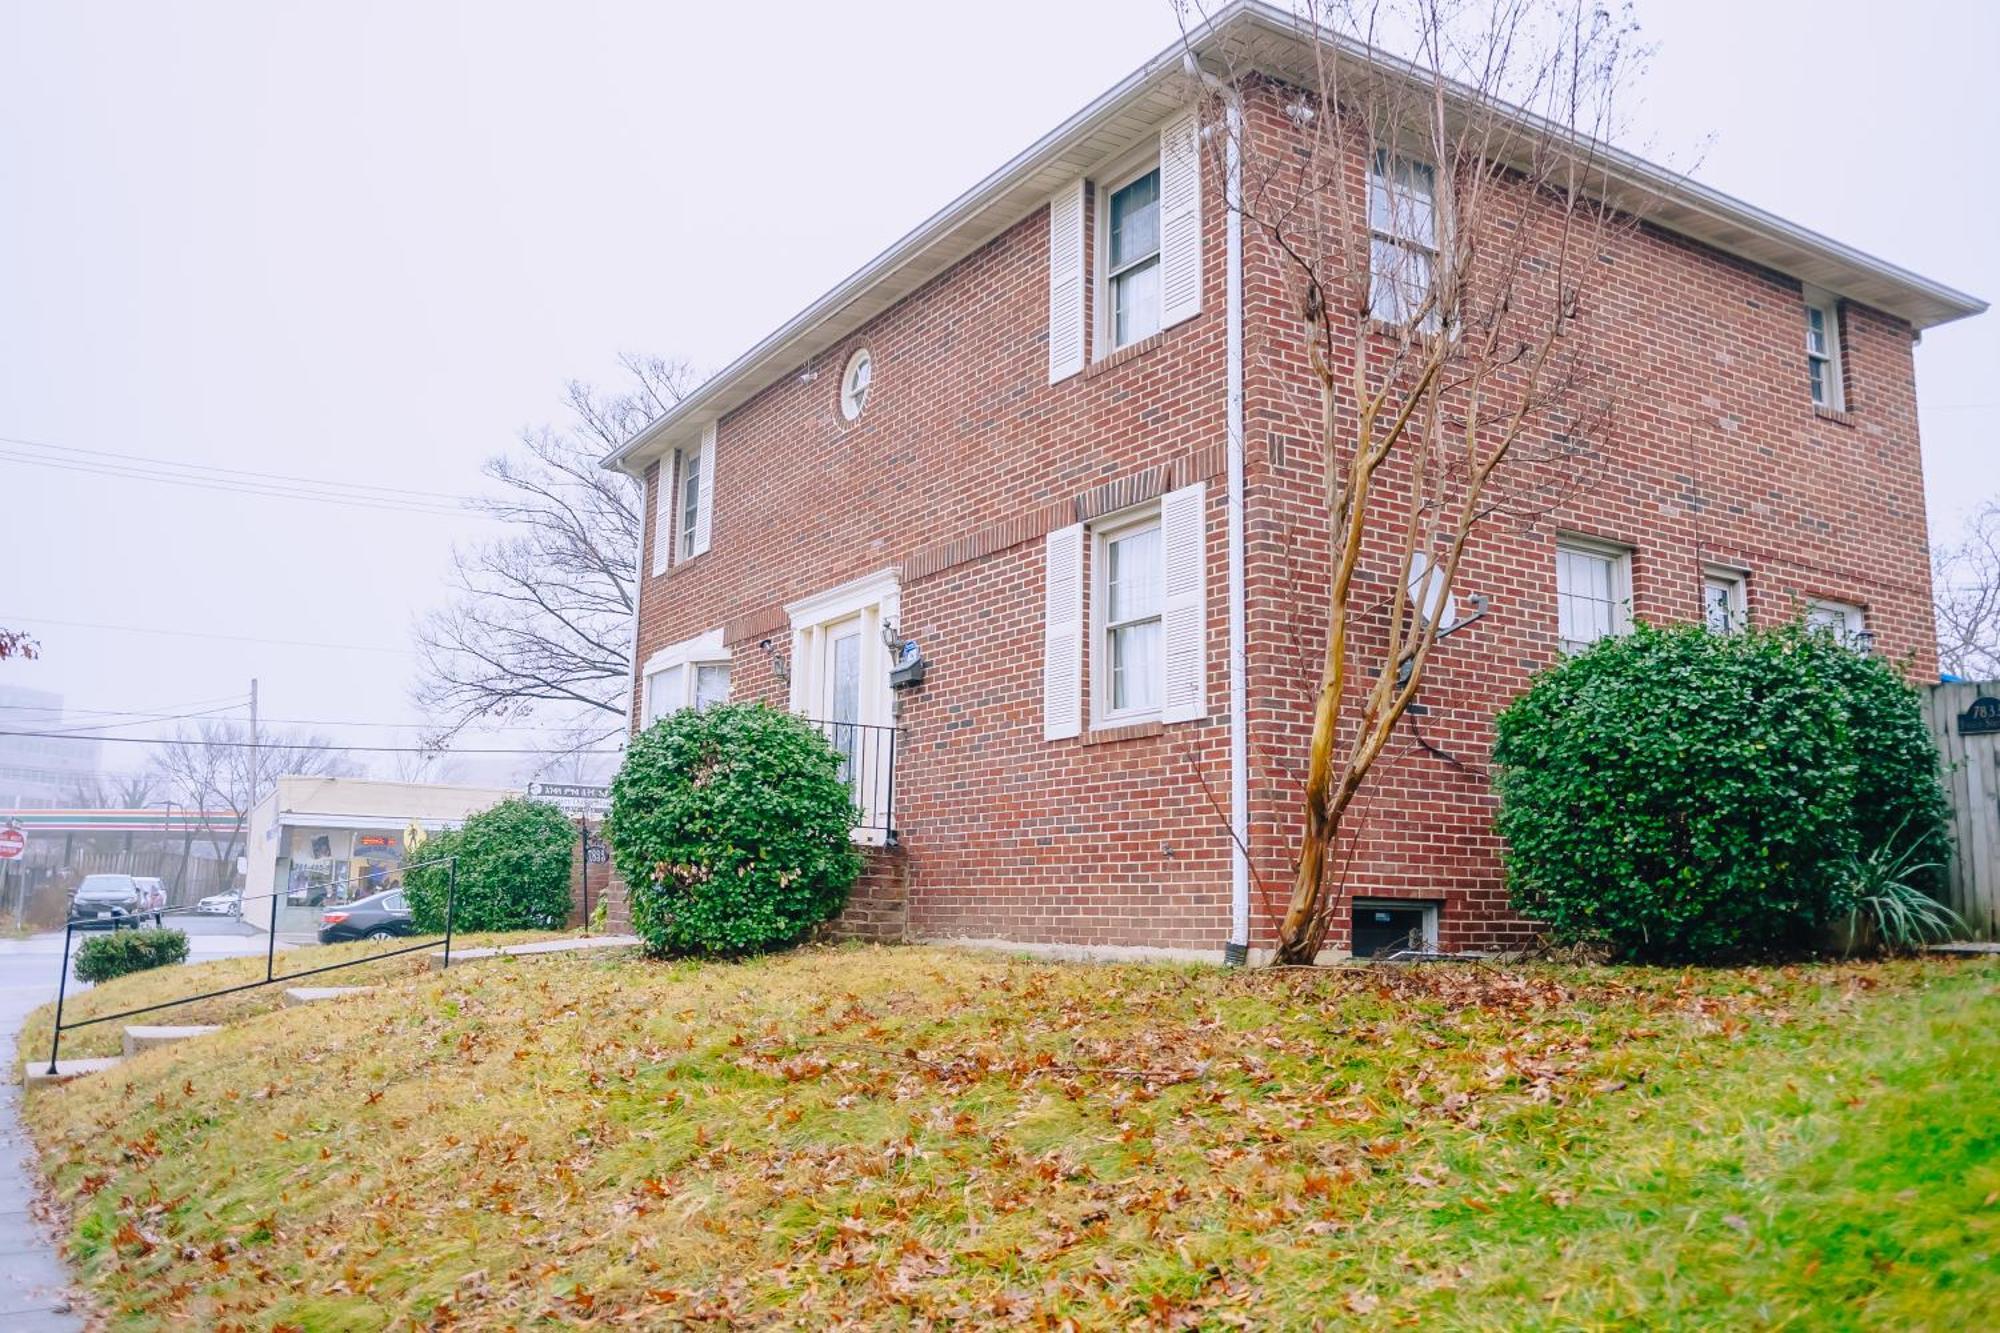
[1805, 290, 1845, 411]
[653, 423, 715, 571]
[1368, 151, 1439, 332]
[1044, 484, 1208, 740]
[1105, 167, 1163, 349]
[1097, 512, 1164, 720]
[677, 447, 703, 561]
[1703, 566, 1748, 634]
[1555, 538, 1632, 654]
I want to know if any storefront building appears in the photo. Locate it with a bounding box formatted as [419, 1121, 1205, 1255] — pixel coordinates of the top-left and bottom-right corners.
[244, 777, 517, 938]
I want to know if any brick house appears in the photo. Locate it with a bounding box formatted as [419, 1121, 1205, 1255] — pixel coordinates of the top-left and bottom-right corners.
[605, 1, 1982, 960]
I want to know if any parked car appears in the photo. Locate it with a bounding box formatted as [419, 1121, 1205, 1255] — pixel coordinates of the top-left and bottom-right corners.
[317, 889, 415, 944]
[68, 873, 144, 930]
[133, 876, 168, 926]
[196, 889, 242, 916]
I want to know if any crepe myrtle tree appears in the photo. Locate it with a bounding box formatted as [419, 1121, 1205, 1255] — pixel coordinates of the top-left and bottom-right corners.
[1185, 0, 1645, 962]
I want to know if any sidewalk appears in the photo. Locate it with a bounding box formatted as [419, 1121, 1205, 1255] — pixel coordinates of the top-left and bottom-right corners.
[1, 919, 286, 1327]
[0, 933, 85, 1329]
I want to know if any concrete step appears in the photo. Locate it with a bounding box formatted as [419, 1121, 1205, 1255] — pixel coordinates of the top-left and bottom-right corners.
[22, 1057, 123, 1089]
[281, 986, 376, 1006]
[121, 1025, 224, 1057]
[425, 934, 640, 972]
[1926, 941, 2000, 956]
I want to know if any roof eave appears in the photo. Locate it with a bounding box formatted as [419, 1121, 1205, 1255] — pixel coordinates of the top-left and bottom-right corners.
[603, 0, 1984, 476]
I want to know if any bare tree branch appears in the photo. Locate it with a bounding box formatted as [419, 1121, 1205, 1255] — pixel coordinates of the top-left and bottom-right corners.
[413, 356, 695, 746]
[149, 721, 359, 867]
[1935, 500, 2000, 679]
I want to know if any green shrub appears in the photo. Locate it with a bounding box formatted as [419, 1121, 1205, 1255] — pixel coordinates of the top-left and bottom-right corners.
[73, 928, 190, 984]
[1492, 622, 1951, 962]
[609, 702, 862, 957]
[403, 798, 576, 933]
[1809, 641, 1955, 896]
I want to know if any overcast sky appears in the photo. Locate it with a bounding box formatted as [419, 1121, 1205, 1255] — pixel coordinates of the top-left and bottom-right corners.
[1, 0, 1993, 788]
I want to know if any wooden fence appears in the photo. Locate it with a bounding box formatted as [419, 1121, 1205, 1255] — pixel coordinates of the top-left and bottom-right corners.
[1922, 681, 2000, 939]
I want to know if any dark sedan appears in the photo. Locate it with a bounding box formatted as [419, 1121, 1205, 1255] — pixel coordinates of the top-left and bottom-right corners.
[68, 873, 145, 930]
[317, 889, 417, 944]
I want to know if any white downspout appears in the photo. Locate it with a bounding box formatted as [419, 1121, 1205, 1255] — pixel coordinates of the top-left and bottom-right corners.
[1190, 58, 1252, 964]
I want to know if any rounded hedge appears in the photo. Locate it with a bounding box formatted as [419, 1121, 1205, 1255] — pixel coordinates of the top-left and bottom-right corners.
[73, 927, 189, 984]
[1492, 622, 1950, 962]
[608, 702, 862, 957]
[403, 797, 577, 933]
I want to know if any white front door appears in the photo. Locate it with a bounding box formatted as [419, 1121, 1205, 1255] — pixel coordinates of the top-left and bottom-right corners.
[822, 617, 863, 791]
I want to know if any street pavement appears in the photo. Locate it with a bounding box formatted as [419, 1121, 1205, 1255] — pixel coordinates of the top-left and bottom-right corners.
[0, 916, 281, 1328]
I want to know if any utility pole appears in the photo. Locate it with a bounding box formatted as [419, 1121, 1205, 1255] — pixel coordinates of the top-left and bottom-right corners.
[248, 678, 262, 944]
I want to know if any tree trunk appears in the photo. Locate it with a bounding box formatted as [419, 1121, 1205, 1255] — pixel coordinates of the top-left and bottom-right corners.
[1276, 807, 1334, 964]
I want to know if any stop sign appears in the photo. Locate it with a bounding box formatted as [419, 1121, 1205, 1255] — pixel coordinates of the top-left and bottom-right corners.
[0, 828, 23, 860]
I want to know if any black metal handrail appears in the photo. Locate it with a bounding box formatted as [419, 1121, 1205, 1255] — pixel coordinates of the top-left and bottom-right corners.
[45, 854, 458, 1074]
[800, 716, 898, 842]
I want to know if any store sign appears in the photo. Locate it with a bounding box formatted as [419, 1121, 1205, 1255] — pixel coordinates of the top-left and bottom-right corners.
[527, 781, 611, 814]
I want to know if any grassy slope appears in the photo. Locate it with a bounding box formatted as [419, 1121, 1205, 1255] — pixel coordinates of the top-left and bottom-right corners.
[19, 947, 1998, 1330]
[13, 931, 576, 1064]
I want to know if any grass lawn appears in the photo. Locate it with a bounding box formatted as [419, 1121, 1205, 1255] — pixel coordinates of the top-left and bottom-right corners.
[17, 945, 1999, 1329]
[13, 930, 576, 1064]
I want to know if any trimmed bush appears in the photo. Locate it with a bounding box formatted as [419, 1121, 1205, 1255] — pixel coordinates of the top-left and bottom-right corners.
[403, 798, 576, 933]
[73, 928, 190, 984]
[1492, 622, 1950, 962]
[609, 702, 862, 957]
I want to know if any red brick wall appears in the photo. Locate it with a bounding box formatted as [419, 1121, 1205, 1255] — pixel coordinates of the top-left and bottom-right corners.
[628, 80, 1936, 958]
[1233, 84, 1936, 954]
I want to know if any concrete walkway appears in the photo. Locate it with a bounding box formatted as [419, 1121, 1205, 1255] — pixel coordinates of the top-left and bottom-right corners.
[1, 919, 282, 1327]
[425, 933, 640, 971]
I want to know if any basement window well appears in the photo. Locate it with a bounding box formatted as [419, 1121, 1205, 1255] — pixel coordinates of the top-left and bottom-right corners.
[1350, 900, 1438, 959]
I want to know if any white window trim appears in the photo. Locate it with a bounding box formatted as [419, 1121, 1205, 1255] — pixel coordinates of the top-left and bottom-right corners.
[1092, 143, 1163, 359]
[676, 446, 702, 561]
[1091, 502, 1164, 728]
[839, 347, 873, 421]
[1804, 287, 1846, 412]
[1805, 598, 1868, 649]
[663, 423, 716, 565]
[1702, 564, 1749, 634]
[786, 568, 900, 845]
[1555, 534, 1634, 655]
[641, 628, 730, 723]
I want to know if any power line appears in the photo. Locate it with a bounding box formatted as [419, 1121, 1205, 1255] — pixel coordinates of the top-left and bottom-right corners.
[0, 697, 621, 737]
[252, 714, 625, 733]
[0, 614, 417, 656]
[0, 434, 487, 502]
[0, 693, 250, 718]
[0, 728, 624, 757]
[0, 447, 475, 517]
[10, 702, 246, 737]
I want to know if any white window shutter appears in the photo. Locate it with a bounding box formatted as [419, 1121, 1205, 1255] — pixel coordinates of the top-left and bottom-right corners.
[650, 457, 672, 575]
[1047, 178, 1086, 383]
[1158, 111, 1203, 329]
[1042, 523, 1084, 740]
[691, 422, 716, 557]
[1160, 482, 1207, 723]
